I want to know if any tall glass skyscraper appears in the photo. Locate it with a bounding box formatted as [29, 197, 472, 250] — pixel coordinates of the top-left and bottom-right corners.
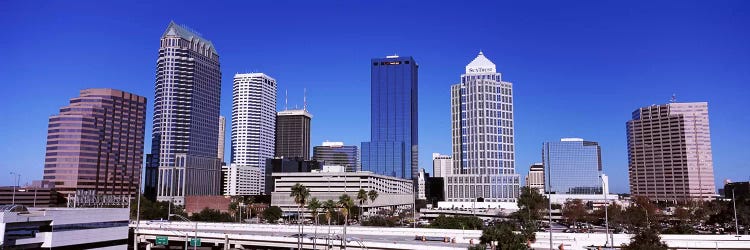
[542, 138, 603, 194]
[361, 55, 418, 182]
[145, 22, 222, 204]
[449, 52, 519, 203]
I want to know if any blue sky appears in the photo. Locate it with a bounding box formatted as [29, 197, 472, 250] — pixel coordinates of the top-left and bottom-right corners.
[1, 1, 748, 193]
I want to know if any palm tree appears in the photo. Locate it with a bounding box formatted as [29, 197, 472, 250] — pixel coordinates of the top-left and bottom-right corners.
[338, 194, 355, 249]
[290, 183, 310, 249]
[367, 190, 379, 218]
[323, 199, 337, 243]
[356, 189, 368, 222]
[308, 198, 321, 249]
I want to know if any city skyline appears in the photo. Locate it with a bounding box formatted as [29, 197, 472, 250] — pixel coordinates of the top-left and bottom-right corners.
[2, 1, 749, 194]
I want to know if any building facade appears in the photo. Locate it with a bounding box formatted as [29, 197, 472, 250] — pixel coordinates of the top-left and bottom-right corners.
[417, 168, 427, 200]
[448, 52, 520, 203]
[275, 109, 312, 160]
[627, 102, 716, 202]
[264, 158, 321, 194]
[432, 153, 452, 178]
[543, 138, 603, 195]
[526, 163, 545, 192]
[313, 142, 359, 172]
[231, 73, 277, 195]
[0, 206, 130, 249]
[145, 22, 222, 204]
[361, 55, 419, 182]
[222, 164, 263, 196]
[43, 88, 146, 197]
[218, 115, 226, 164]
[270, 171, 414, 214]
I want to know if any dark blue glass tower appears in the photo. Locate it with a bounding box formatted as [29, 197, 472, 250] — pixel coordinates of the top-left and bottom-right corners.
[362, 55, 418, 181]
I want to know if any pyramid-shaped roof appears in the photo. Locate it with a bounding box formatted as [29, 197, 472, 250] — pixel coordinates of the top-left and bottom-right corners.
[465, 51, 496, 74]
[162, 21, 217, 54]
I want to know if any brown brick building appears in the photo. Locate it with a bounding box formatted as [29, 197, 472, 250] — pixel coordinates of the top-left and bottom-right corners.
[42, 88, 146, 196]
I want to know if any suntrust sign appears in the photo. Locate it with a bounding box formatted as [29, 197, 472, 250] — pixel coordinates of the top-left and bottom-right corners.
[467, 67, 495, 73]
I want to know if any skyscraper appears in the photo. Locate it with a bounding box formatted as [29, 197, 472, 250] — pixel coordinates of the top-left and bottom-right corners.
[313, 142, 359, 172]
[361, 55, 418, 182]
[145, 21, 222, 204]
[627, 102, 715, 202]
[448, 52, 520, 203]
[218, 115, 226, 164]
[43, 88, 146, 196]
[230, 73, 277, 194]
[431, 153, 452, 178]
[275, 109, 312, 160]
[543, 138, 603, 195]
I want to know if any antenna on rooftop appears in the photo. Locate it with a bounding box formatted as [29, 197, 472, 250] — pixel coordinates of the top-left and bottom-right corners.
[303, 88, 307, 111]
[285, 89, 288, 111]
[670, 94, 677, 103]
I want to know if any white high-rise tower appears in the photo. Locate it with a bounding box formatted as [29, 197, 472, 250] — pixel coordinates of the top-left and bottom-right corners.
[448, 52, 520, 204]
[226, 73, 277, 195]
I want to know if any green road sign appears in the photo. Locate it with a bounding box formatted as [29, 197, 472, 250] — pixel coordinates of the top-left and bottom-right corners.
[155, 236, 168, 245]
[190, 238, 201, 247]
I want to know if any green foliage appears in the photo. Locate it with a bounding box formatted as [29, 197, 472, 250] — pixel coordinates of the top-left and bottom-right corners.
[621, 227, 668, 250]
[516, 187, 548, 221]
[661, 222, 696, 234]
[323, 199, 337, 225]
[338, 194, 354, 218]
[308, 198, 321, 224]
[361, 215, 398, 227]
[367, 189, 379, 203]
[130, 196, 185, 220]
[190, 208, 233, 222]
[562, 199, 587, 224]
[479, 221, 528, 250]
[290, 183, 310, 207]
[262, 206, 283, 223]
[429, 215, 483, 230]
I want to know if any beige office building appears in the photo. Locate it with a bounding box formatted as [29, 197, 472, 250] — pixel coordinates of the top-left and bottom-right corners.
[627, 102, 716, 202]
[526, 163, 545, 192]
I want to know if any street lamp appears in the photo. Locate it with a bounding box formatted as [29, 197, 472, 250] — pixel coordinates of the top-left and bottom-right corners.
[600, 174, 611, 248]
[10, 172, 20, 205]
[169, 213, 197, 250]
[732, 187, 739, 235]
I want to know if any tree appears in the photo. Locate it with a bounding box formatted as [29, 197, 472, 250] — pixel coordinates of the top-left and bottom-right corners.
[516, 186, 548, 221]
[428, 215, 483, 230]
[190, 208, 233, 222]
[357, 188, 368, 222]
[308, 198, 321, 226]
[263, 206, 283, 223]
[623, 196, 658, 230]
[290, 183, 310, 249]
[323, 199, 337, 227]
[479, 221, 528, 250]
[338, 194, 355, 243]
[562, 199, 587, 225]
[130, 196, 185, 220]
[621, 227, 668, 250]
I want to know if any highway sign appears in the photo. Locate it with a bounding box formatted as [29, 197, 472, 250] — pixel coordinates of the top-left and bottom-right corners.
[190, 238, 201, 247]
[155, 236, 168, 245]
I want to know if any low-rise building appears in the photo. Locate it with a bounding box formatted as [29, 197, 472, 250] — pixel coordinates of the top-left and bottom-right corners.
[270, 171, 413, 215]
[0, 205, 129, 249]
[0, 186, 58, 207]
[185, 195, 232, 215]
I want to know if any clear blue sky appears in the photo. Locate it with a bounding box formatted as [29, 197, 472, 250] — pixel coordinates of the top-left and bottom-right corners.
[1, 1, 748, 193]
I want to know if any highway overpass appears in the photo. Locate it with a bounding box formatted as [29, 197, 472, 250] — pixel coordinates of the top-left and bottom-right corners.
[132, 221, 750, 250]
